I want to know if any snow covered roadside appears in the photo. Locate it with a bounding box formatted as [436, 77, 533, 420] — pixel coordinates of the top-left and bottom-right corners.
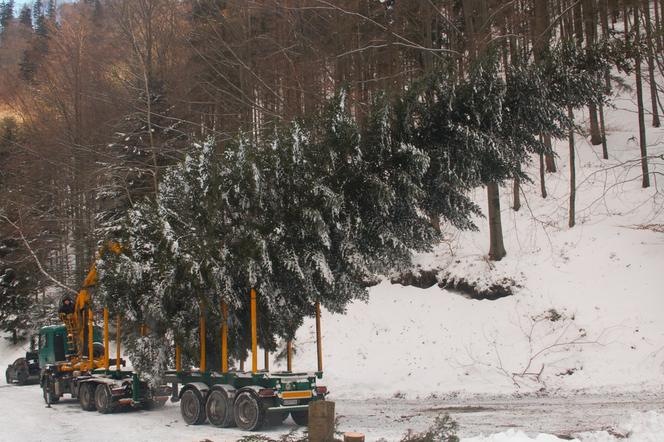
[464, 411, 664, 442]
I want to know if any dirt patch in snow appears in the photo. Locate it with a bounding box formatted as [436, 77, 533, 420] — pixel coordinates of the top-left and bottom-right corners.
[390, 268, 520, 300]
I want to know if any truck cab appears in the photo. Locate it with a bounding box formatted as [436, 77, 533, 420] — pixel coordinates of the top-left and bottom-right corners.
[38, 325, 103, 367]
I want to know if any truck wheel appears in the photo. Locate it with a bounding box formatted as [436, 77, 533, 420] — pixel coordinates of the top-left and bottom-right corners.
[5, 369, 11, 384]
[79, 383, 97, 411]
[206, 389, 235, 427]
[180, 388, 207, 425]
[95, 384, 115, 414]
[291, 410, 309, 426]
[233, 391, 266, 431]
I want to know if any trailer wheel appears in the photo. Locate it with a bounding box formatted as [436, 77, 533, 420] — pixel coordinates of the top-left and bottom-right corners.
[95, 384, 114, 414]
[291, 410, 308, 426]
[233, 391, 266, 431]
[79, 383, 97, 411]
[180, 388, 207, 425]
[206, 389, 235, 427]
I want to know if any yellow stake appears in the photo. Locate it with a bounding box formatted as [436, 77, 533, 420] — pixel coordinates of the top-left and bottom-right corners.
[103, 308, 109, 370]
[88, 307, 94, 371]
[315, 302, 323, 372]
[287, 340, 293, 372]
[251, 288, 257, 373]
[221, 301, 228, 373]
[116, 315, 121, 372]
[200, 307, 206, 373]
[175, 344, 181, 372]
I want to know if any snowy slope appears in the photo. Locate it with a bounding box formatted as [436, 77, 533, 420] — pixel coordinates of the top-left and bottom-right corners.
[276, 79, 664, 400]
[0, 73, 662, 441]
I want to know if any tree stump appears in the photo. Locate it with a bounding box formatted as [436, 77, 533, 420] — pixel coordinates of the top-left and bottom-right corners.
[343, 432, 365, 442]
[308, 400, 335, 442]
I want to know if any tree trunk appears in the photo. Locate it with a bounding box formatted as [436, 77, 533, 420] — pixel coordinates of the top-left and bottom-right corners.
[568, 107, 576, 228]
[513, 177, 521, 211]
[599, 102, 609, 159]
[583, 0, 603, 145]
[634, 3, 651, 188]
[643, 0, 661, 128]
[653, 0, 663, 52]
[487, 182, 506, 261]
[539, 153, 548, 198]
[599, 0, 612, 89]
[544, 134, 557, 172]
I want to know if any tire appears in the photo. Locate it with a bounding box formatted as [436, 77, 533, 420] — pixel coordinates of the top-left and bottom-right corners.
[206, 389, 235, 428]
[16, 369, 28, 386]
[291, 410, 309, 426]
[5, 369, 11, 384]
[79, 383, 97, 411]
[233, 391, 266, 431]
[95, 384, 115, 414]
[180, 388, 207, 425]
[267, 411, 288, 427]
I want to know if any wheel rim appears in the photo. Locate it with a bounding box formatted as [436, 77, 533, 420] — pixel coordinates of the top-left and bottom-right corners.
[81, 385, 91, 406]
[96, 386, 109, 411]
[236, 395, 258, 428]
[207, 391, 227, 425]
[181, 391, 200, 424]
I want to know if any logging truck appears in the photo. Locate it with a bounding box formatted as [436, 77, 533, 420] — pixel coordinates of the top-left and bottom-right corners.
[37, 242, 328, 431]
[38, 242, 171, 412]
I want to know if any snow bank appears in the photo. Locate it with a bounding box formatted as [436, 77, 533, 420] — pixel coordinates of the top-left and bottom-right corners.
[465, 411, 664, 442]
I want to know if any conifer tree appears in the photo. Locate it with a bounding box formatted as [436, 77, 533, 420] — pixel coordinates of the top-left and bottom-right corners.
[18, 5, 31, 27]
[0, 1, 14, 34]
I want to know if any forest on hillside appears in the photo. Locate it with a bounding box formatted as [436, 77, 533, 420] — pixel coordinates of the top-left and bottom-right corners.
[0, 0, 662, 378]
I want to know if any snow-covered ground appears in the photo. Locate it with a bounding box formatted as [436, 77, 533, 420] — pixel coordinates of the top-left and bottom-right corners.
[1, 75, 663, 440]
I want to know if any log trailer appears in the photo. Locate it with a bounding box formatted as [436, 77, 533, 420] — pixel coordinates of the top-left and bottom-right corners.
[39, 242, 171, 412]
[38, 242, 328, 432]
[166, 289, 329, 431]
